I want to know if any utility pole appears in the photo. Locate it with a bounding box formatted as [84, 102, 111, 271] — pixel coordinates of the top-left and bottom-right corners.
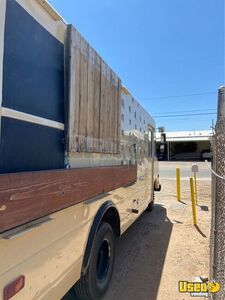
[212, 86, 225, 299]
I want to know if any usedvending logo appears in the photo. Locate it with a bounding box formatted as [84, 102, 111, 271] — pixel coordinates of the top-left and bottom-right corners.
[179, 280, 220, 297]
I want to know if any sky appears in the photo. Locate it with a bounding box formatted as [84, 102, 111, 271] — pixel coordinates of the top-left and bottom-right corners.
[49, 0, 224, 132]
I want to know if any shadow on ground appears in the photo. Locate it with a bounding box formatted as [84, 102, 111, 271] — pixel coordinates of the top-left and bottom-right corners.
[63, 204, 173, 300]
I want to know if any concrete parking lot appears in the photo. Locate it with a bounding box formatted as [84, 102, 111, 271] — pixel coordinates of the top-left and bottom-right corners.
[63, 162, 211, 300]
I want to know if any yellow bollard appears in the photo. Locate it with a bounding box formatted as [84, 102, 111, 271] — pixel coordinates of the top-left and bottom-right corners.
[176, 168, 181, 201]
[190, 177, 197, 225]
[194, 173, 198, 205]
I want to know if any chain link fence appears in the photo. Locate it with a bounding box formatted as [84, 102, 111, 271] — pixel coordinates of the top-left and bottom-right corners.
[210, 87, 225, 299]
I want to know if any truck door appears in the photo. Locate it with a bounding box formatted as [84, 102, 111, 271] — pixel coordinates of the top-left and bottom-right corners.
[147, 126, 155, 201]
[131, 126, 155, 217]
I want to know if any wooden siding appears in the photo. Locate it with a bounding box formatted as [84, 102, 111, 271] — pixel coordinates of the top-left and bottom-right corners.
[67, 25, 121, 154]
[0, 165, 137, 233]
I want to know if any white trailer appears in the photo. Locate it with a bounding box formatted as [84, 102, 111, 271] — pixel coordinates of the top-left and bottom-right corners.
[0, 1, 160, 299]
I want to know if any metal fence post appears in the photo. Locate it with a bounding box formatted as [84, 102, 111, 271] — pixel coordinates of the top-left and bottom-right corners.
[211, 86, 225, 299]
[176, 168, 181, 201]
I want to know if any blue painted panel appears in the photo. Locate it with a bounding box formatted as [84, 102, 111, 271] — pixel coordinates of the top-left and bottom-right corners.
[2, 0, 65, 123]
[0, 117, 65, 173]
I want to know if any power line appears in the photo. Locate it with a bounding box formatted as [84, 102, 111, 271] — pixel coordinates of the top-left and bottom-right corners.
[142, 91, 216, 100]
[158, 118, 214, 121]
[156, 116, 215, 122]
[154, 112, 216, 118]
[156, 118, 214, 122]
[153, 108, 216, 116]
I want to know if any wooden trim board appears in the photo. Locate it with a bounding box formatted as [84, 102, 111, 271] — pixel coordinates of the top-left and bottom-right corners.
[0, 165, 137, 233]
[0, 107, 65, 130]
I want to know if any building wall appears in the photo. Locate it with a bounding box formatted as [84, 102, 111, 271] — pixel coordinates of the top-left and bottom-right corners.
[121, 92, 154, 136]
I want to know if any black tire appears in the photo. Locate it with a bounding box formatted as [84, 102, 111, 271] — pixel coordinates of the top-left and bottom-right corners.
[146, 192, 155, 212]
[146, 200, 154, 212]
[74, 222, 115, 300]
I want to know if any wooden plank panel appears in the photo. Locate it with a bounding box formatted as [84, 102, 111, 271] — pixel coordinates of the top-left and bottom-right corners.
[78, 37, 88, 151]
[68, 27, 81, 151]
[117, 79, 122, 153]
[67, 25, 121, 154]
[99, 60, 107, 152]
[112, 71, 117, 153]
[0, 165, 137, 233]
[115, 76, 120, 153]
[105, 66, 111, 153]
[108, 70, 113, 153]
[87, 45, 95, 151]
[93, 52, 101, 152]
[73, 30, 81, 151]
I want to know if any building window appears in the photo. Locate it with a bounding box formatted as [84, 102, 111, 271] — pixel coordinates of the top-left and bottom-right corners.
[129, 106, 131, 113]
[122, 99, 125, 108]
[129, 119, 132, 125]
[134, 111, 136, 119]
[135, 124, 137, 130]
[121, 114, 124, 121]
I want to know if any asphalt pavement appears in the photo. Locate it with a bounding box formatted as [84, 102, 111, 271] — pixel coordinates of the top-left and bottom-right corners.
[158, 161, 211, 180]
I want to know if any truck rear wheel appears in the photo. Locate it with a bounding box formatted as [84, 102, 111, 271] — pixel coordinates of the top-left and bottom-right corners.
[146, 192, 155, 212]
[146, 200, 154, 212]
[74, 222, 115, 300]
